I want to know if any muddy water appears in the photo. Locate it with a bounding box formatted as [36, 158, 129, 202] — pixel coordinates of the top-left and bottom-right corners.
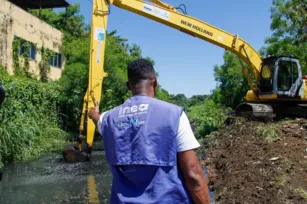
[0, 150, 112, 204]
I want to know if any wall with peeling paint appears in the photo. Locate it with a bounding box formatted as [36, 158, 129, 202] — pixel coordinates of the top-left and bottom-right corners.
[0, 0, 65, 80]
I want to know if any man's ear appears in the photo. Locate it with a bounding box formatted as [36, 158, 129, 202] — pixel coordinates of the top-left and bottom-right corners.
[154, 77, 158, 89]
[126, 81, 131, 90]
[153, 77, 158, 96]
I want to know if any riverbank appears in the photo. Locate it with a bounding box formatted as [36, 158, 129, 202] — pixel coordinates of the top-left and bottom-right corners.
[0, 68, 69, 167]
[199, 117, 307, 203]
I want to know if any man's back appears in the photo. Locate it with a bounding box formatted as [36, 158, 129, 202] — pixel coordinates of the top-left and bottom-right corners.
[88, 58, 211, 204]
[98, 95, 193, 203]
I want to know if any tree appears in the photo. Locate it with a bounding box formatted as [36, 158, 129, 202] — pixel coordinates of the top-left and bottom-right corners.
[188, 95, 209, 107]
[30, 4, 151, 132]
[170, 94, 189, 109]
[30, 4, 86, 38]
[29, 4, 189, 133]
[156, 87, 171, 102]
[58, 29, 157, 131]
[213, 51, 249, 109]
[57, 63, 89, 131]
[261, 0, 307, 73]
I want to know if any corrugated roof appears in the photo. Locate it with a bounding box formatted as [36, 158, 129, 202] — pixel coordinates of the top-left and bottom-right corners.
[9, 0, 70, 9]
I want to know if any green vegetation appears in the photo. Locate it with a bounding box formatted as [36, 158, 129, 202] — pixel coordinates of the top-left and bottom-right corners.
[33, 0, 306, 140]
[212, 51, 250, 109]
[12, 37, 32, 78]
[256, 124, 280, 142]
[29, 4, 175, 133]
[12, 36, 55, 81]
[295, 188, 307, 199]
[0, 69, 68, 167]
[187, 99, 230, 140]
[260, 0, 307, 74]
[29, 3, 229, 141]
[38, 47, 54, 82]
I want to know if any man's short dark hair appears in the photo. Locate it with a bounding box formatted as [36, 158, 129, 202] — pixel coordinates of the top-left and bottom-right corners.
[127, 58, 156, 85]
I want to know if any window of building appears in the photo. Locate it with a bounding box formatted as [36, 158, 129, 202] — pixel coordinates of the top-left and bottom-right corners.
[16, 37, 36, 60]
[30, 45, 36, 60]
[48, 52, 62, 68]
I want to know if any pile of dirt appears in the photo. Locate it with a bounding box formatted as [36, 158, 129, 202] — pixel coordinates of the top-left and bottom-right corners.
[199, 117, 307, 204]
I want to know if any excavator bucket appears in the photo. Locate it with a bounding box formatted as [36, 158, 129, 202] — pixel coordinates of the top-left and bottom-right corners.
[235, 103, 274, 120]
[62, 136, 92, 163]
[62, 146, 91, 163]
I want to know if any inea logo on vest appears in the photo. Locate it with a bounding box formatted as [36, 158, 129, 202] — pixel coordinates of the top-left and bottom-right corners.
[118, 104, 149, 117]
[116, 104, 149, 127]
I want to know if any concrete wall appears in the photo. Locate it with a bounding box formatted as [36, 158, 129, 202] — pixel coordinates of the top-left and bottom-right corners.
[0, 0, 65, 80]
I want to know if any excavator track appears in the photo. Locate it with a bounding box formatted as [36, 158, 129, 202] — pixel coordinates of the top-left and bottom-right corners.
[235, 103, 307, 120]
[235, 103, 275, 120]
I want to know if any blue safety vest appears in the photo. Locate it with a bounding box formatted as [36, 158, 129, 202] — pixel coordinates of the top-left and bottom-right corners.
[100, 95, 193, 203]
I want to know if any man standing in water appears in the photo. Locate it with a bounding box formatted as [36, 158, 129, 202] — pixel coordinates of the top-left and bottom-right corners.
[88, 58, 211, 204]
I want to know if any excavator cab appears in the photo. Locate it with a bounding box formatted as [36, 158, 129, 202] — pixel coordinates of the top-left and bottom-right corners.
[236, 56, 303, 120]
[258, 56, 302, 98]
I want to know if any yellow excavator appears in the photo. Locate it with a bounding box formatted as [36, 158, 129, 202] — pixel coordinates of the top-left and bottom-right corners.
[63, 0, 307, 162]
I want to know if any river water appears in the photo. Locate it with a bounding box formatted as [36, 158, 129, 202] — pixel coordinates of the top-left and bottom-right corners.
[0, 150, 112, 204]
[0, 146, 215, 204]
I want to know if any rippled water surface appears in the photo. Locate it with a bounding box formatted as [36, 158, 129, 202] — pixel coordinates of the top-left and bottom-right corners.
[0, 150, 112, 204]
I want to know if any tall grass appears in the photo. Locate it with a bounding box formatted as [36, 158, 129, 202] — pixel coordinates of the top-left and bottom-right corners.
[256, 123, 280, 142]
[187, 99, 231, 139]
[0, 68, 68, 166]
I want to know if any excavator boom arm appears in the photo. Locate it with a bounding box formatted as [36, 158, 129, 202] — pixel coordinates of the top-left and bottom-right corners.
[83, 0, 109, 146]
[112, 0, 262, 79]
[82, 0, 263, 147]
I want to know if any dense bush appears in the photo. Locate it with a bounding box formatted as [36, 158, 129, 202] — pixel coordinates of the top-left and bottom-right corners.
[0, 68, 68, 167]
[187, 99, 231, 140]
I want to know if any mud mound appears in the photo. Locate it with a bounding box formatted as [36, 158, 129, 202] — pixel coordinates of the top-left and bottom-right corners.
[200, 118, 307, 204]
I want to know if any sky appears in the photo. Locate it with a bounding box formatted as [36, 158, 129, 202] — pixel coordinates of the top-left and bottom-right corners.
[66, 0, 273, 98]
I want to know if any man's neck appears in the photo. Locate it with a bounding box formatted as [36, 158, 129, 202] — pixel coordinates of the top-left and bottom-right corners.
[131, 82, 155, 97]
[132, 91, 154, 97]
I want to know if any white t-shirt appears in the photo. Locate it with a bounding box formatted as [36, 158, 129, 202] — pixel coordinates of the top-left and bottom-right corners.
[97, 111, 200, 152]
